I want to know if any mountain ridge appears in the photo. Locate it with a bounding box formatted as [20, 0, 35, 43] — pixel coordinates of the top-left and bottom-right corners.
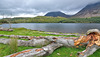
[45, 2, 100, 18]
[45, 11, 72, 18]
[73, 2, 100, 18]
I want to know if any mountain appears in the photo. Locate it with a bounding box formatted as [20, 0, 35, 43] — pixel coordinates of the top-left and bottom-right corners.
[73, 2, 100, 18]
[45, 11, 71, 18]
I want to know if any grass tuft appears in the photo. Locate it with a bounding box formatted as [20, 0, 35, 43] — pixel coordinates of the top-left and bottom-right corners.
[9, 37, 18, 53]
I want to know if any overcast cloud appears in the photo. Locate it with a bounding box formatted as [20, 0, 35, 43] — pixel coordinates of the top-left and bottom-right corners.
[0, 0, 100, 18]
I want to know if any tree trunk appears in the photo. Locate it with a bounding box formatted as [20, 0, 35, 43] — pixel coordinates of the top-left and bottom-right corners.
[0, 38, 50, 47]
[78, 45, 100, 57]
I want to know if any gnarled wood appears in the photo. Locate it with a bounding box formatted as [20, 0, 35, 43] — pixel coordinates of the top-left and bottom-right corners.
[75, 29, 100, 57]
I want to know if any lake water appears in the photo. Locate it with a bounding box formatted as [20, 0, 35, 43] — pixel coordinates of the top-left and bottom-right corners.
[0, 23, 100, 33]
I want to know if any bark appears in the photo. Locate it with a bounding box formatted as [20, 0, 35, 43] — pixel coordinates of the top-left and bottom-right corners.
[78, 45, 100, 57]
[0, 38, 50, 47]
[45, 33, 81, 36]
[44, 36, 76, 47]
[56, 38, 75, 47]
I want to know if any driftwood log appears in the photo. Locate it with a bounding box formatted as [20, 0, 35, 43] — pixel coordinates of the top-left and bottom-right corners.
[45, 32, 81, 36]
[0, 34, 77, 40]
[1, 29, 100, 57]
[0, 27, 13, 31]
[5, 43, 63, 57]
[0, 38, 50, 46]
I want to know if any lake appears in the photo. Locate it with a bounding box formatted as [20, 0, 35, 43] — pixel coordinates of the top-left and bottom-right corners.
[0, 23, 100, 33]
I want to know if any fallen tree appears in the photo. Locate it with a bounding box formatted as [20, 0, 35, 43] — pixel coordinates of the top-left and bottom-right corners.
[0, 34, 77, 40]
[1, 29, 100, 57]
[5, 43, 63, 57]
[45, 32, 81, 36]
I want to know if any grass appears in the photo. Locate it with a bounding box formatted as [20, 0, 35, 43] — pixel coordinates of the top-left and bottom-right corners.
[0, 28, 99, 57]
[47, 46, 100, 57]
[47, 46, 85, 57]
[0, 28, 77, 37]
[0, 43, 34, 57]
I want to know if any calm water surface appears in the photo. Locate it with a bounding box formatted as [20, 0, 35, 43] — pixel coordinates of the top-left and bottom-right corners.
[0, 23, 100, 33]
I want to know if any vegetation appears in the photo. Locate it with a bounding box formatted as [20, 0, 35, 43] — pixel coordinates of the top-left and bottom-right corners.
[0, 16, 68, 23]
[0, 43, 34, 57]
[47, 46, 85, 57]
[47, 46, 100, 57]
[9, 37, 18, 53]
[0, 16, 100, 23]
[68, 17, 100, 23]
[0, 28, 100, 57]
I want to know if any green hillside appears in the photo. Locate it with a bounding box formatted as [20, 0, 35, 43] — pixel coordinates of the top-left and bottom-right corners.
[0, 16, 100, 23]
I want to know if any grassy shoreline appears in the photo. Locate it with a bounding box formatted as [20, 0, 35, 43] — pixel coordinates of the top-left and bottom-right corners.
[0, 28, 77, 37]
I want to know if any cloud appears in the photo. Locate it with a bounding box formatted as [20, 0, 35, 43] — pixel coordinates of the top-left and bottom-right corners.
[0, 0, 100, 18]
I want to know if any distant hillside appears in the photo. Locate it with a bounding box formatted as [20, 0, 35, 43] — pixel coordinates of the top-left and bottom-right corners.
[73, 2, 100, 18]
[1, 16, 100, 23]
[45, 11, 71, 18]
[0, 16, 69, 23]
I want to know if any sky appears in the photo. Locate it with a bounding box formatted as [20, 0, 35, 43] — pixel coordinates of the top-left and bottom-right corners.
[0, 0, 100, 18]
